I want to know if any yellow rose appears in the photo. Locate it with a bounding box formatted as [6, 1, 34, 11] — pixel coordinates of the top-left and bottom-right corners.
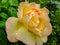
[17, 1, 52, 42]
[6, 0, 52, 45]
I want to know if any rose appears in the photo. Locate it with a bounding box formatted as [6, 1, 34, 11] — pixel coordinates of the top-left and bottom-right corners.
[6, 1, 52, 45]
[18, 1, 52, 42]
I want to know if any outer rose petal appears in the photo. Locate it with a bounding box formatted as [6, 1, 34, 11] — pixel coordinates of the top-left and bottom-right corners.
[41, 36, 47, 42]
[30, 2, 40, 9]
[43, 23, 52, 36]
[39, 8, 49, 15]
[7, 34, 17, 42]
[17, 1, 29, 19]
[40, 23, 52, 42]
[16, 26, 35, 45]
[39, 8, 50, 22]
[6, 17, 19, 42]
[36, 35, 43, 45]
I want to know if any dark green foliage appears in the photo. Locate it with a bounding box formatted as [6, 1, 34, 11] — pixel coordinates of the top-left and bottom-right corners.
[9, 0, 18, 7]
[0, 13, 8, 19]
[0, 0, 9, 8]
[0, 20, 6, 28]
[8, 7, 17, 17]
[0, 0, 60, 45]
[0, 29, 8, 45]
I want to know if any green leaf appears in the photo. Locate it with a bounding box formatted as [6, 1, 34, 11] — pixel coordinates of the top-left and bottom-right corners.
[1, 0, 8, 3]
[55, 1, 60, 9]
[0, 20, 6, 28]
[8, 7, 17, 17]
[0, 13, 8, 19]
[28, 0, 40, 4]
[9, 0, 18, 7]
[54, 9, 60, 24]
[0, 29, 7, 45]
[0, 1, 9, 8]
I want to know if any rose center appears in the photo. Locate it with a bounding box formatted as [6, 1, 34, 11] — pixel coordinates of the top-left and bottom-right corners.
[25, 8, 40, 27]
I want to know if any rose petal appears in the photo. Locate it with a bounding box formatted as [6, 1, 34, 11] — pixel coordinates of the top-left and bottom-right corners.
[39, 8, 50, 22]
[17, 1, 29, 19]
[30, 2, 40, 9]
[6, 17, 19, 42]
[16, 26, 35, 45]
[36, 35, 43, 45]
[43, 23, 52, 36]
[7, 35, 17, 42]
[39, 8, 49, 15]
[41, 36, 47, 42]
[28, 14, 40, 27]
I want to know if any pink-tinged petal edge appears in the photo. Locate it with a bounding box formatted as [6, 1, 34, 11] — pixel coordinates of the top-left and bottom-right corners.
[6, 17, 18, 42]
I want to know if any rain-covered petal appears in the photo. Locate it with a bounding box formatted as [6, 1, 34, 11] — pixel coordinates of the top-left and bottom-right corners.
[16, 26, 35, 45]
[6, 17, 19, 42]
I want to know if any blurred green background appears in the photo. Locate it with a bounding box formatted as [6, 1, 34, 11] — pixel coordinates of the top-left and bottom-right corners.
[0, 0, 60, 45]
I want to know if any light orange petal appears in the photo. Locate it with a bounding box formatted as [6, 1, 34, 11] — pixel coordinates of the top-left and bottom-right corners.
[39, 8, 49, 15]
[39, 8, 50, 22]
[30, 2, 40, 9]
[43, 23, 52, 36]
